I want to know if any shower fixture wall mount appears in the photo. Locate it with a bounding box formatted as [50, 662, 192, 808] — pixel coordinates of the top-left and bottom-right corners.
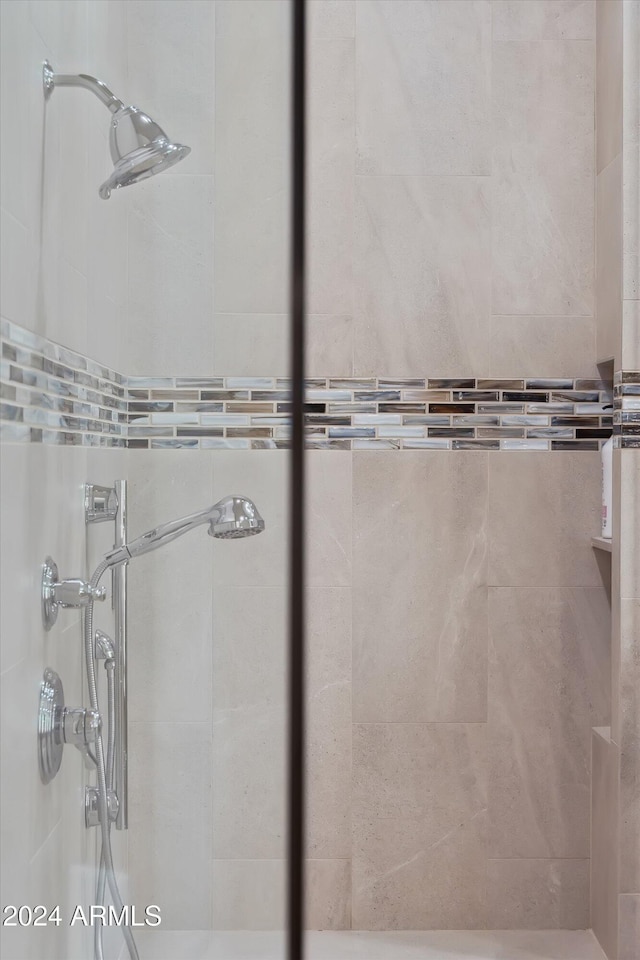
[42, 60, 191, 199]
[41, 556, 107, 631]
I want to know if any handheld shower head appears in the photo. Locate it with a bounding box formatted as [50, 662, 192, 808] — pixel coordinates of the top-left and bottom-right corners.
[103, 496, 265, 569]
[207, 495, 264, 540]
[42, 61, 190, 199]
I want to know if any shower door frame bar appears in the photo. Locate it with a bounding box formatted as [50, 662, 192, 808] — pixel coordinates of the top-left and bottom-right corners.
[288, 0, 306, 958]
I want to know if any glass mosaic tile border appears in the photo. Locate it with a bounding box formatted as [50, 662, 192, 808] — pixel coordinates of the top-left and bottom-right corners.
[613, 370, 640, 448]
[1, 320, 127, 447]
[2, 318, 637, 450]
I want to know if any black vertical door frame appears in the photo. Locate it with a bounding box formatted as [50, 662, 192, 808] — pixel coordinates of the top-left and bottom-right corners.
[288, 0, 306, 959]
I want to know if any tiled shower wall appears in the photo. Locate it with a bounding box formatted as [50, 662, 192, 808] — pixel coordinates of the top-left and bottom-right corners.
[0, 0, 624, 943]
[190, 0, 611, 932]
[0, 4, 130, 960]
[591, 3, 640, 959]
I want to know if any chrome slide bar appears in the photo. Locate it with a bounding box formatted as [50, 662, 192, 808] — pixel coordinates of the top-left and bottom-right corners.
[85, 481, 128, 830]
[113, 479, 128, 830]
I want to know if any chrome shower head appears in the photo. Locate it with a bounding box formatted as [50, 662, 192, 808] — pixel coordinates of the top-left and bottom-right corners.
[43, 61, 190, 199]
[99, 105, 190, 199]
[103, 496, 265, 569]
[208, 496, 265, 540]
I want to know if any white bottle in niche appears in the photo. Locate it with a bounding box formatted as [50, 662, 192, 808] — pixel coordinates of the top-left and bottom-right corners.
[601, 435, 613, 538]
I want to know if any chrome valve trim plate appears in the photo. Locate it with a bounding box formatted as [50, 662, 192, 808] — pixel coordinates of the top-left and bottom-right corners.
[38, 668, 101, 784]
[41, 557, 60, 630]
[38, 668, 64, 784]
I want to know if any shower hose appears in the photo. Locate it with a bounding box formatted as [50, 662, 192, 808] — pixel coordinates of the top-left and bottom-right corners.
[84, 560, 139, 960]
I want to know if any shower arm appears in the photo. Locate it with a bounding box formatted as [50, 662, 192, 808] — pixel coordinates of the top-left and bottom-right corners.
[43, 62, 124, 113]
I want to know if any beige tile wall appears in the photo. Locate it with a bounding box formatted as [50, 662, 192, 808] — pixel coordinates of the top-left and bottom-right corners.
[592, 3, 640, 958]
[347, 0, 602, 931]
[0, 3, 130, 958]
[348, 451, 608, 930]
[125, 0, 216, 376]
[592, 727, 621, 959]
[0, 0, 130, 372]
[126, 0, 605, 933]
[0, 0, 614, 943]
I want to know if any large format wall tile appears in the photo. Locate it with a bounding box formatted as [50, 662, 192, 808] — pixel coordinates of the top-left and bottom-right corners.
[487, 858, 590, 929]
[1, 659, 38, 942]
[214, 0, 290, 314]
[27, 811, 89, 960]
[129, 722, 213, 929]
[0, 445, 88, 869]
[309, 0, 355, 39]
[488, 453, 602, 587]
[211, 858, 351, 931]
[86, 161, 129, 372]
[212, 588, 287, 723]
[307, 452, 352, 587]
[492, 39, 594, 316]
[212, 587, 287, 860]
[623, 141, 639, 302]
[620, 452, 640, 601]
[355, 0, 491, 176]
[591, 728, 620, 960]
[306, 859, 351, 930]
[128, 452, 215, 723]
[126, 0, 215, 176]
[352, 814, 487, 930]
[353, 722, 486, 822]
[1, 0, 35, 235]
[493, 0, 595, 40]
[0, 439, 121, 958]
[213, 703, 287, 860]
[211, 313, 354, 378]
[488, 316, 597, 378]
[307, 588, 352, 860]
[596, 153, 623, 362]
[623, 258, 640, 363]
[619, 894, 640, 960]
[353, 453, 488, 722]
[352, 722, 486, 929]
[596, 0, 623, 174]
[0, 210, 36, 334]
[212, 860, 285, 930]
[212, 314, 289, 377]
[0, 444, 32, 674]
[620, 598, 640, 893]
[488, 587, 610, 859]
[306, 315, 354, 377]
[127, 176, 214, 376]
[354, 176, 491, 377]
[308, 36, 354, 317]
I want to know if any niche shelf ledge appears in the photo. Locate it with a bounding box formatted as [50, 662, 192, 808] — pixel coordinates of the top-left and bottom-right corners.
[591, 536, 613, 553]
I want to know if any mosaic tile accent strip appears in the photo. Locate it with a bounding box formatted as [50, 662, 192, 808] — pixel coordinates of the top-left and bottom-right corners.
[613, 370, 640, 448]
[0, 319, 627, 451]
[123, 375, 614, 450]
[1, 320, 127, 447]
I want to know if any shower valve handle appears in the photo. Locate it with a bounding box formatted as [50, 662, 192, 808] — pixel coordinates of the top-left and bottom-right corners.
[61, 707, 102, 747]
